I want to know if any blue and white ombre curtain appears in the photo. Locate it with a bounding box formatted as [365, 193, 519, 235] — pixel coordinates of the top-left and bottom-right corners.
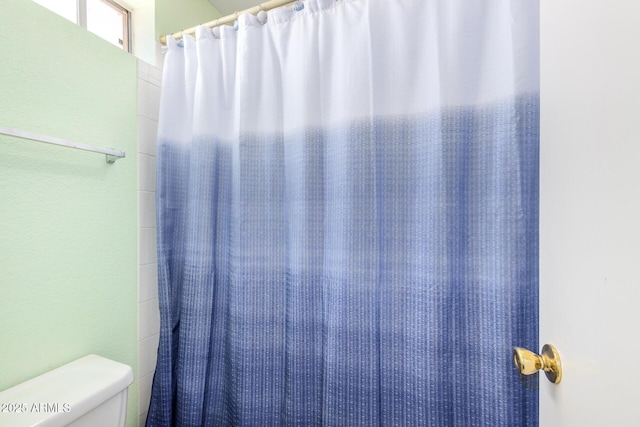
[147, 0, 539, 425]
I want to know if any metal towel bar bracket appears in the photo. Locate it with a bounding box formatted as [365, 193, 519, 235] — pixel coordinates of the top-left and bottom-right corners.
[0, 125, 126, 164]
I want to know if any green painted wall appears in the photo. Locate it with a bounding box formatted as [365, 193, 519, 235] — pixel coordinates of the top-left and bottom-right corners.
[0, 1, 138, 426]
[156, 0, 221, 38]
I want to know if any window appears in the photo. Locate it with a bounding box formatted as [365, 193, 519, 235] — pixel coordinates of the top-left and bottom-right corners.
[34, 0, 131, 52]
[86, 0, 130, 51]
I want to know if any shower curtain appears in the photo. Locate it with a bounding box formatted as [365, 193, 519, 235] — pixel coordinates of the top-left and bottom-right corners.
[147, 0, 539, 425]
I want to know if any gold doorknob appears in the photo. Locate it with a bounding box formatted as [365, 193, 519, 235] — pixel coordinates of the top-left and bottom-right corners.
[513, 344, 562, 384]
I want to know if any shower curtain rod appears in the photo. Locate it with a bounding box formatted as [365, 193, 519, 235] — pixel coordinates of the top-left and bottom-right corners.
[159, 0, 300, 45]
[0, 125, 125, 164]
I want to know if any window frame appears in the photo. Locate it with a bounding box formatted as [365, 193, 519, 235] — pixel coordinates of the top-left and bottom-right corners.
[36, 0, 132, 52]
[87, 0, 132, 52]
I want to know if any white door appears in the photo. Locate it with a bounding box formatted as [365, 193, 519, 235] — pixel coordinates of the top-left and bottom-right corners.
[540, 0, 640, 425]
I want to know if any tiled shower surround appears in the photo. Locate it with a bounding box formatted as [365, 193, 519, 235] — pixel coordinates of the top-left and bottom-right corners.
[137, 56, 162, 426]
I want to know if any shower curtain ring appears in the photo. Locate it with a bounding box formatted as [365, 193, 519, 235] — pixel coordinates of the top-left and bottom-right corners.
[233, 11, 239, 30]
[257, 3, 268, 24]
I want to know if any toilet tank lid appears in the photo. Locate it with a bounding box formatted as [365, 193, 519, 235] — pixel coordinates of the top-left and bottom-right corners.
[0, 354, 134, 426]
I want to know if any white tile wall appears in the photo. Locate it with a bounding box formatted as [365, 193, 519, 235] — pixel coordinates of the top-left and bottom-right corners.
[138, 191, 156, 228]
[137, 52, 163, 427]
[138, 263, 158, 303]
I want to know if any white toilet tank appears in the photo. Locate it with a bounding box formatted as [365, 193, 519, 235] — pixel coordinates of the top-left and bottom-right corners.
[0, 354, 134, 427]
